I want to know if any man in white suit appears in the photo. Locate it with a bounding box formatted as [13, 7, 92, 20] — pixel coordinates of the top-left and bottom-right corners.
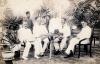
[60, 18, 71, 51]
[32, 17, 49, 58]
[49, 18, 71, 53]
[17, 19, 33, 60]
[64, 21, 92, 58]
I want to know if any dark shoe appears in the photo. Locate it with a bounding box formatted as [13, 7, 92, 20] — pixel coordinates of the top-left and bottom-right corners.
[54, 50, 60, 55]
[64, 51, 73, 58]
[63, 53, 71, 58]
[39, 54, 44, 57]
[70, 50, 74, 56]
[60, 50, 65, 55]
[14, 50, 20, 60]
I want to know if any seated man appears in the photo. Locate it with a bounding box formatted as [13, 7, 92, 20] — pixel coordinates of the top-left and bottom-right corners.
[53, 29, 63, 54]
[60, 18, 71, 51]
[64, 21, 92, 58]
[18, 19, 33, 60]
[32, 16, 49, 59]
[49, 17, 71, 54]
[49, 18, 62, 54]
[2, 28, 21, 59]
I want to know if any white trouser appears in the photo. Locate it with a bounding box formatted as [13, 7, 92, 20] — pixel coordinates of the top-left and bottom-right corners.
[33, 37, 49, 56]
[33, 38, 43, 56]
[11, 44, 21, 52]
[60, 37, 68, 50]
[42, 38, 49, 52]
[22, 37, 49, 58]
[53, 37, 68, 51]
[53, 38, 60, 51]
[22, 39, 43, 58]
[22, 41, 31, 58]
[65, 37, 89, 55]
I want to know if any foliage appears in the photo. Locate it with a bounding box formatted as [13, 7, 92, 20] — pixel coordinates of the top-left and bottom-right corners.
[74, 2, 100, 28]
[3, 17, 22, 30]
[2, 16, 23, 45]
[35, 6, 51, 20]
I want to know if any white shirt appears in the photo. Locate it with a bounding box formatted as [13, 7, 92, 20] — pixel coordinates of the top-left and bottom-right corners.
[18, 27, 33, 42]
[33, 22, 48, 38]
[77, 26, 92, 40]
[60, 23, 71, 37]
[49, 18, 62, 33]
[49, 18, 71, 37]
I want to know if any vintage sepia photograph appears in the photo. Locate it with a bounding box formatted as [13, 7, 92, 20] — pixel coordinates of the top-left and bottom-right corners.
[0, 0, 100, 64]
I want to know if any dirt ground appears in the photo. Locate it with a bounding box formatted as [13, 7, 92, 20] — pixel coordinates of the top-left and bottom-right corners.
[13, 41, 100, 64]
[1, 41, 100, 64]
[13, 55, 100, 64]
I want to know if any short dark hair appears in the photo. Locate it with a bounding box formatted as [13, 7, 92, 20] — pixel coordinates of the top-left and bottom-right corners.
[26, 11, 30, 14]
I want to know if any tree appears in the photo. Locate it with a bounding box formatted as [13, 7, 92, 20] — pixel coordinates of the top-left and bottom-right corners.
[74, 1, 100, 27]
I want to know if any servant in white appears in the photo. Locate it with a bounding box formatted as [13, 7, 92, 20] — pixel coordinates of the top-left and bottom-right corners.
[32, 17, 49, 59]
[64, 21, 92, 58]
[18, 20, 33, 60]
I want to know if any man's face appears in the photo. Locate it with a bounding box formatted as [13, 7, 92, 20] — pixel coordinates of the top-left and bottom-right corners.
[81, 22, 87, 27]
[54, 29, 59, 34]
[26, 13, 30, 19]
[23, 22, 28, 29]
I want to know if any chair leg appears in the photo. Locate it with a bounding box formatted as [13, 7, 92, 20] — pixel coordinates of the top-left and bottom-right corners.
[74, 45, 76, 55]
[99, 35, 100, 47]
[84, 45, 88, 55]
[90, 45, 92, 57]
[94, 38, 95, 46]
[14, 50, 20, 59]
[78, 45, 80, 58]
[5, 60, 13, 64]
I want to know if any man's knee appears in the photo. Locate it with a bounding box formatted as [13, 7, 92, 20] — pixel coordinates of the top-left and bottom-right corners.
[25, 42, 31, 47]
[54, 38, 59, 43]
[61, 37, 67, 43]
[43, 38, 49, 43]
[70, 38, 77, 43]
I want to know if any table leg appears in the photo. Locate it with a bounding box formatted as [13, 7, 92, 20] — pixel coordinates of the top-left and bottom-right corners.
[49, 40, 54, 59]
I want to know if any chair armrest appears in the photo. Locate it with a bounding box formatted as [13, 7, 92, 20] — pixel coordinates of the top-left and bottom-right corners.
[79, 38, 88, 44]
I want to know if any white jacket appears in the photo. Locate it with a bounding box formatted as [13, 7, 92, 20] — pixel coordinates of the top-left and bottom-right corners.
[33, 22, 48, 38]
[49, 18, 71, 37]
[77, 26, 92, 40]
[18, 28, 33, 42]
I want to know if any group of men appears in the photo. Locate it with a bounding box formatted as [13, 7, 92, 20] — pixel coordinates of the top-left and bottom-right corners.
[11, 11, 92, 60]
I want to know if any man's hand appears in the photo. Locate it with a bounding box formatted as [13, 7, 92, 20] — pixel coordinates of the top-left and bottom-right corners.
[76, 37, 80, 39]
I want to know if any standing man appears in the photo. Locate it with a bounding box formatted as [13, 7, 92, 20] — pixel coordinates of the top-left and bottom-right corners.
[25, 11, 33, 33]
[64, 21, 92, 58]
